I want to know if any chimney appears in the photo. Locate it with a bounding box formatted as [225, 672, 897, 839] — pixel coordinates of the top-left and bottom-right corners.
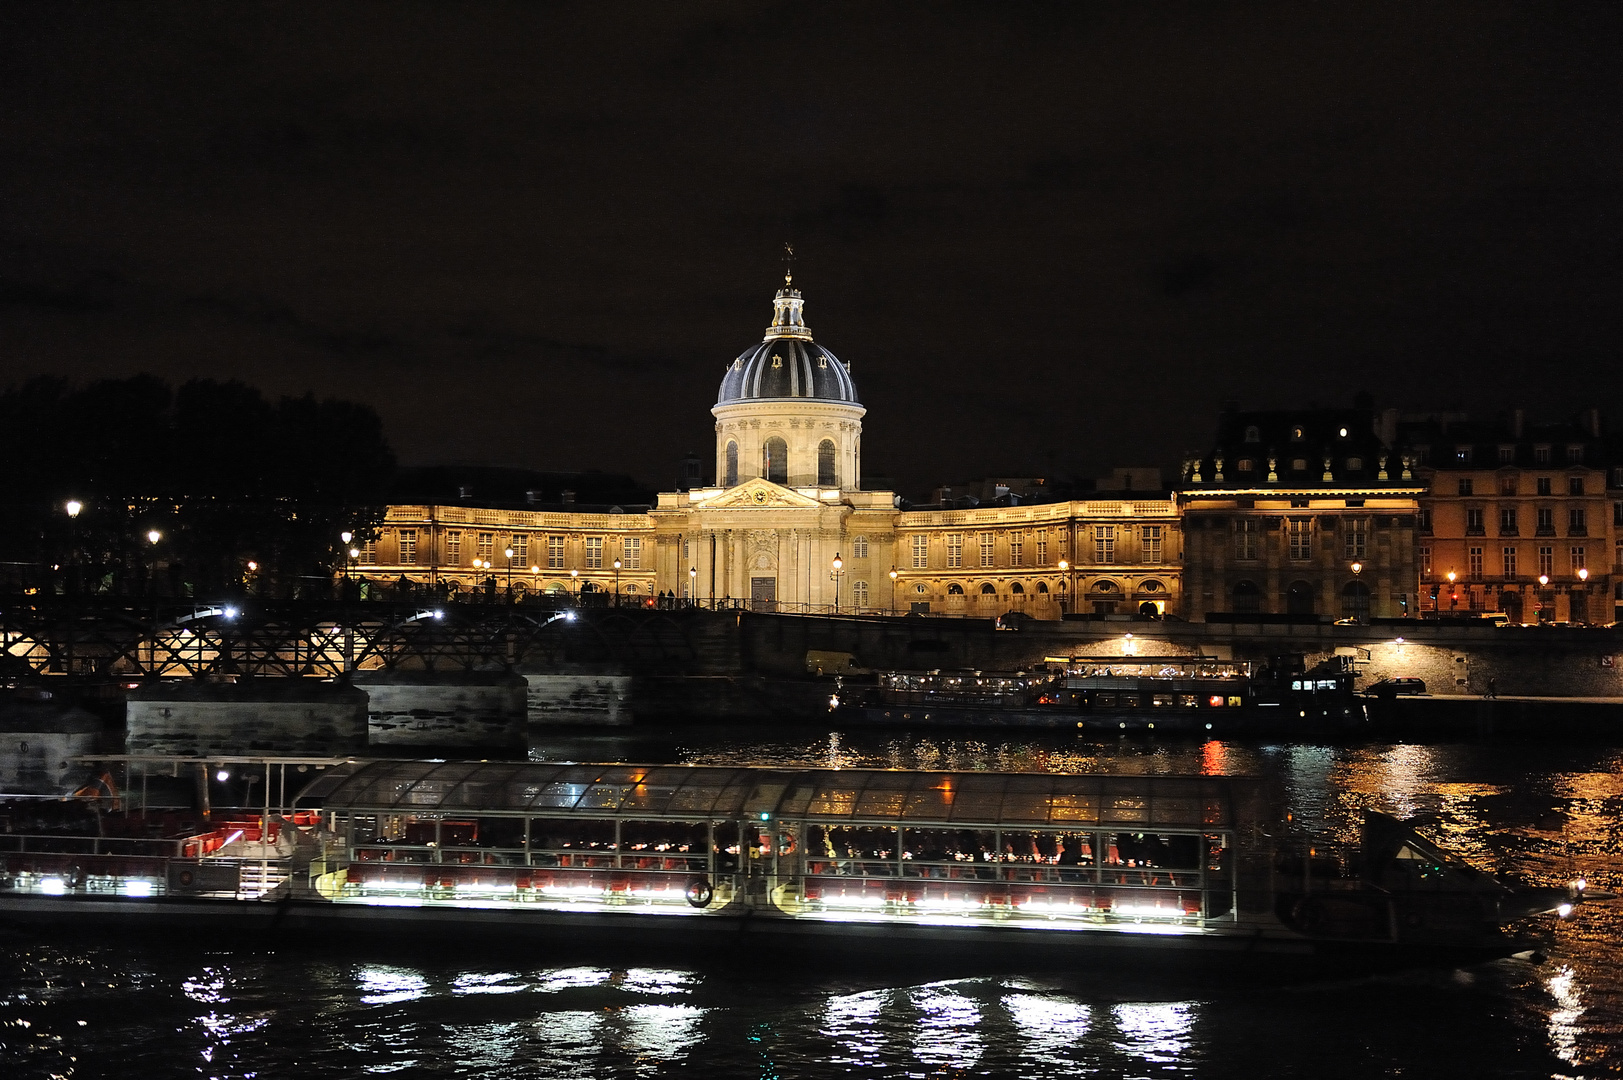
[1378, 408, 1399, 448]
[1512, 409, 1525, 439]
[1587, 408, 1602, 438]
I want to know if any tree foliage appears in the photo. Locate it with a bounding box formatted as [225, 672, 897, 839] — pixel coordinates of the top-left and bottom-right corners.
[0, 375, 396, 597]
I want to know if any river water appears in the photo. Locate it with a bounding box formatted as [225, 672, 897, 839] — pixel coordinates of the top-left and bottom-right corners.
[3, 727, 1620, 1078]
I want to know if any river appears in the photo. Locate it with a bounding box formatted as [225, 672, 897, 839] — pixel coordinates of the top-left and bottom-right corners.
[2, 727, 1620, 1078]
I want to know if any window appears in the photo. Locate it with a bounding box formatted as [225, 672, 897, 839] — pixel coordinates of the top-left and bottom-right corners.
[1291, 458, 1308, 472]
[1036, 537, 1048, 564]
[510, 535, 528, 565]
[1094, 526, 1115, 563]
[547, 535, 565, 570]
[852, 580, 869, 608]
[1502, 546, 1517, 578]
[1288, 518, 1311, 561]
[1615, 502, 1623, 527]
[1455, 446, 1472, 464]
[817, 439, 837, 486]
[1237, 458, 1255, 473]
[1346, 457, 1363, 471]
[725, 442, 739, 487]
[1499, 475, 1517, 496]
[1142, 526, 1162, 563]
[1571, 547, 1586, 574]
[1232, 580, 1261, 614]
[946, 535, 963, 569]
[1569, 508, 1587, 536]
[841, 535, 863, 560]
[477, 532, 494, 562]
[911, 535, 928, 569]
[1537, 477, 1552, 496]
[445, 531, 462, 565]
[1009, 534, 1023, 567]
[1465, 509, 1484, 535]
[1468, 546, 1482, 580]
[1343, 518, 1367, 560]
[980, 583, 996, 595]
[1419, 508, 1433, 534]
[762, 437, 788, 484]
[1567, 445, 1584, 464]
[947, 583, 964, 595]
[1535, 445, 1551, 465]
[623, 536, 641, 570]
[1499, 507, 1518, 535]
[1536, 508, 1554, 535]
[1569, 477, 1585, 496]
[1498, 446, 1515, 464]
[360, 540, 377, 565]
[980, 533, 995, 567]
[1457, 478, 1475, 496]
[586, 537, 603, 569]
[1340, 581, 1371, 620]
[1244, 426, 1261, 443]
[1539, 547, 1554, 578]
[1234, 520, 1259, 561]
[1419, 546, 1432, 578]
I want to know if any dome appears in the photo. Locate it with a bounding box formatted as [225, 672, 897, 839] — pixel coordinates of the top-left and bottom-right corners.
[716, 281, 860, 406]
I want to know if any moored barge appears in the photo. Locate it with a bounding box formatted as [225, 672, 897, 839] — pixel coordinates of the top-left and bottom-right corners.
[0, 757, 1590, 967]
[832, 654, 1367, 733]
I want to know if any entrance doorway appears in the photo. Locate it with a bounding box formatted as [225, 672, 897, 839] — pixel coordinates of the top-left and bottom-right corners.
[750, 576, 776, 613]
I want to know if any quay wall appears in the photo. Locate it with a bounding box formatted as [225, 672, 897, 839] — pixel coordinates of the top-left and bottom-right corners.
[125, 682, 369, 757]
[524, 674, 632, 727]
[355, 671, 528, 750]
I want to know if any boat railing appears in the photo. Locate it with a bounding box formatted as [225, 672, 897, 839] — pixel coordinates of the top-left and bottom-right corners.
[0, 833, 189, 858]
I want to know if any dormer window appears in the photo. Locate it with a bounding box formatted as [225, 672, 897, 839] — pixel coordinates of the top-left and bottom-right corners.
[1346, 457, 1363, 471]
[1237, 458, 1255, 473]
[1454, 446, 1472, 464]
[1534, 445, 1551, 465]
[1244, 426, 1261, 443]
[1291, 458, 1308, 472]
[1497, 446, 1515, 464]
[1290, 426, 1305, 442]
[1567, 445, 1584, 464]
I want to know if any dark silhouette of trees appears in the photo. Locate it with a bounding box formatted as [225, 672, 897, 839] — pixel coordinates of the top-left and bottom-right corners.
[0, 375, 395, 597]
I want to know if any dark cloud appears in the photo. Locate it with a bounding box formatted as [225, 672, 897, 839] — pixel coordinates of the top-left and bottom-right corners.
[0, 2, 1619, 494]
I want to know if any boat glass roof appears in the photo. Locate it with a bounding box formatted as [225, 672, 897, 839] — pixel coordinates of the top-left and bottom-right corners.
[294, 762, 1259, 829]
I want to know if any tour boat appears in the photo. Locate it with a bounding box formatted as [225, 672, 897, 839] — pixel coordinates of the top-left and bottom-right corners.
[0, 758, 1590, 967]
[830, 655, 1368, 733]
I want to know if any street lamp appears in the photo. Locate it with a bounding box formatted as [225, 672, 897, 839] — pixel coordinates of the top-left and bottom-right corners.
[340, 531, 354, 582]
[889, 568, 899, 616]
[613, 558, 622, 606]
[830, 553, 844, 615]
[1350, 561, 1363, 576]
[531, 564, 540, 604]
[65, 500, 82, 519]
[571, 568, 579, 602]
[1447, 569, 1458, 610]
[689, 565, 697, 607]
[1058, 559, 1070, 616]
[504, 546, 515, 595]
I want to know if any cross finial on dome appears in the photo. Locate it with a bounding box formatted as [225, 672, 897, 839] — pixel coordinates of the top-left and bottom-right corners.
[782, 241, 794, 287]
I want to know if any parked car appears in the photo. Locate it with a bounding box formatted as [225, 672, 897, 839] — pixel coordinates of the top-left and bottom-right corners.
[1365, 677, 1427, 696]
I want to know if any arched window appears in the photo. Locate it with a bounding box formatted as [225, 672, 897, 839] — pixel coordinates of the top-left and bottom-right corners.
[1287, 580, 1315, 615]
[1340, 580, 1371, 620]
[1092, 580, 1118, 594]
[914, 583, 928, 594]
[947, 583, 965, 595]
[1036, 582, 1049, 594]
[852, 535, 869, 559]
[1010, 582, 1024, 594]
[725, 442, 739, 487]
[852, 580, 869, 608]
[980, 583, 996, 595]
[763, 436, 788, 484]
[1232, 580, 1261, 614]
[1140, 580, 1163, 593]
[818, 439, 837, 486]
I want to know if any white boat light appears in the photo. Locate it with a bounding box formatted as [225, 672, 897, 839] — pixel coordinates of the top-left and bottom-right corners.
[122, 880, 154, 897]
[40, 878, 66, 895]
[1557, 903, 1574, 918]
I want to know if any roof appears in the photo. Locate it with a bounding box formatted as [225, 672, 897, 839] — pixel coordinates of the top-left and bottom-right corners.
[293, 760, 1261, 830]
[715, 286, 861, 407]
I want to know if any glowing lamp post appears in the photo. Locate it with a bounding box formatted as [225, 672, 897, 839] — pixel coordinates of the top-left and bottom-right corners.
[1058, 559, 1070, 616]
[504, 546, 515, 596]
[689, 565, 697, 607]
[830, 553, 844, 615]
[1447, 569, 1457, 610]
[613, 559, 622, 606]
[570, 568, 579, 602]
[889, 568, 899, 616]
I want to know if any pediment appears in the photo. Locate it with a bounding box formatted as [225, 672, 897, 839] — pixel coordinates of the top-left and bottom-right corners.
[695, 479, 824, 510]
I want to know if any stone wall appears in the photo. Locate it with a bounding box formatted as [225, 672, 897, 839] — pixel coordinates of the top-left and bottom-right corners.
[524, 674, 632, 726]
[126, 682, 369, 756]
[356, 670, 528, 750]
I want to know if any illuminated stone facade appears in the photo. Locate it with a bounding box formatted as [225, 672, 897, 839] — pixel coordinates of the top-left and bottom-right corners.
[365, 277, 1184, 617]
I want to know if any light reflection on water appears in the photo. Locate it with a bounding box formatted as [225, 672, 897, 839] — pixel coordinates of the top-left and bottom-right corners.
[0, 729, 1619, 1077]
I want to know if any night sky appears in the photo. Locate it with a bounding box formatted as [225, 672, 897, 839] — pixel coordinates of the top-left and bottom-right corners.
[3, 3, 1620, 496]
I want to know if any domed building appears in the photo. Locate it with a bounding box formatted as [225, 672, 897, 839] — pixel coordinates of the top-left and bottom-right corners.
[366, 266, 1186, 621]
